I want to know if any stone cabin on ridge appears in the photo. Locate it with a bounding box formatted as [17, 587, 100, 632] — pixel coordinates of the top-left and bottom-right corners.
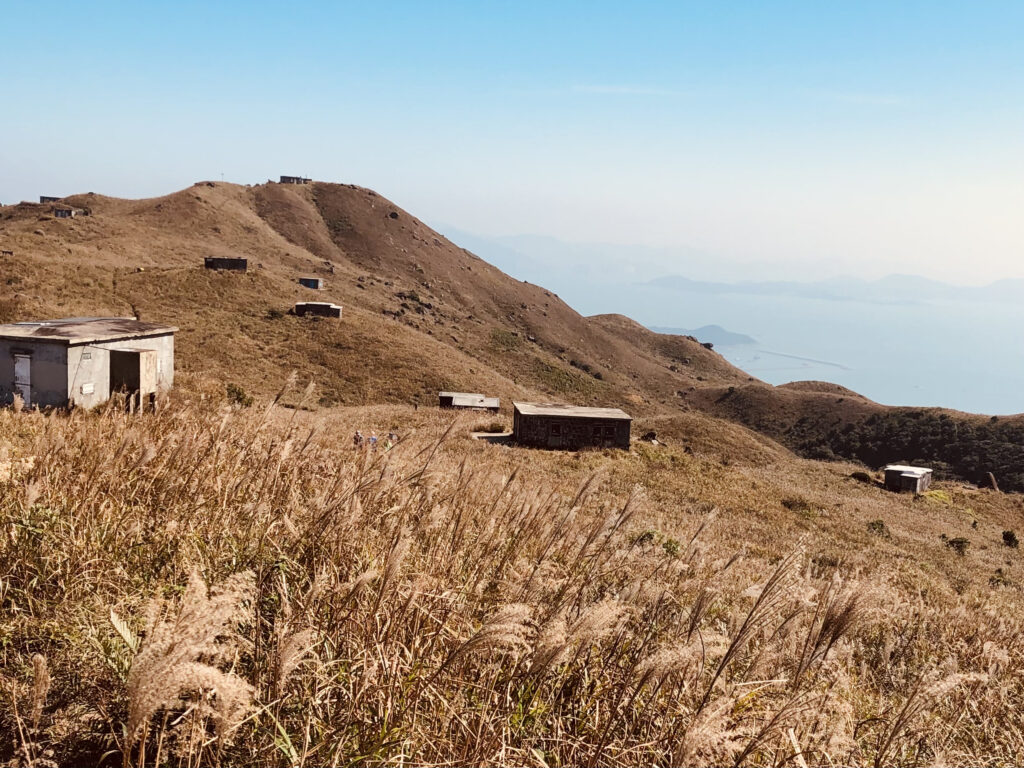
[883, 464, 933, 494]
[204, 256, 248, 271]
[0, 317, 176, 410]
[439, 392, 500, 412]
[513, 402, 631, 450]
[294, 301, 342, 318]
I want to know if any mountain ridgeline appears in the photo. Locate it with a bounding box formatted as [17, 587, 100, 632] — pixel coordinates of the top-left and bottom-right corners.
[2, 179, 1023, 489]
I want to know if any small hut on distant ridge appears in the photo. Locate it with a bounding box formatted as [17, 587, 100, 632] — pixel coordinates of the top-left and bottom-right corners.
[883, 464, 933, 494]
[439, 392, 499, 412]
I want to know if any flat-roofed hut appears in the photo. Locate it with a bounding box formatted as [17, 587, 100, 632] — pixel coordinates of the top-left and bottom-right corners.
[512, 402, 631, 450]
[439, 391, 500, 412]
[883, 464, 933, 494]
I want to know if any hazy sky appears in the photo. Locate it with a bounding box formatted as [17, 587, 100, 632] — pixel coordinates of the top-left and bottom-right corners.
[2, 2, 1022, 283]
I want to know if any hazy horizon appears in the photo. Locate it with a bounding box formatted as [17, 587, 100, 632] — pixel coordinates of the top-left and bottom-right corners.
[436, 226, 1024, 287]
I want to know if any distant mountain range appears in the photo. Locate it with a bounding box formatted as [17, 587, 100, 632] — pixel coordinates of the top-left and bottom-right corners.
[648, 273, 1024, 305]
[439, 228, 1024, 308]
[649, 324, 756, 346]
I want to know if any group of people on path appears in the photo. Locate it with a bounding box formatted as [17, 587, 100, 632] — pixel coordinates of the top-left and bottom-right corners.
[353, 429, 398, 452]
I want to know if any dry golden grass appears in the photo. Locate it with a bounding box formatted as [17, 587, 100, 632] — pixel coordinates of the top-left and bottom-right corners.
[1, 385, 1023, 766]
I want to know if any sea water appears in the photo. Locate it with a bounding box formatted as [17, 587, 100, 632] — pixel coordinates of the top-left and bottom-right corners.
[556, 282, 1024, 416]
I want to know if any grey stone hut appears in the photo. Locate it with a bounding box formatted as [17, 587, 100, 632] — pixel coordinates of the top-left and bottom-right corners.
[439, 392, 500, 412]
[883, 464, 933, 494]
[512, 402, 631, 450]
[294, 301, 342, 318]
[298, 277, 325, 290]
[204, 256, 247, 271]
[0, 317, 176, 409]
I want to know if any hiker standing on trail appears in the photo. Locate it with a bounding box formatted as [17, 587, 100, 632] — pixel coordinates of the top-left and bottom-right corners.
[369, 432, 378, 451]
[353, 430, 364, 450]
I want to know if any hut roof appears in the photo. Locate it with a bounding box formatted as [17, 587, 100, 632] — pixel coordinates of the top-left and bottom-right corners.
[513, 402, 631, 420]
[884, 465, 933, 477]
[0, 317, 176, 344]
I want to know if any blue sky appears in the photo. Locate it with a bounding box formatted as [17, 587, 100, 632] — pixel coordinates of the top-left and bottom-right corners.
[2, 2, 1022, 282]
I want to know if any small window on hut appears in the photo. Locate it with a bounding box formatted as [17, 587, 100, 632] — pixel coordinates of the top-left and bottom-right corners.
[604, 426, 616, 437]
[550, 424, 562, 437]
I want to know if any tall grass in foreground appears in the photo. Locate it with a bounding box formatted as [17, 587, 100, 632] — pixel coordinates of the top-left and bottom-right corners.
[0, 392, 1021, 766]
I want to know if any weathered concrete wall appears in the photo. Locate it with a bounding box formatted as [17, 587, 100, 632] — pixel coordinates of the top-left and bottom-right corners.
[294, 302, 342, 318]
[884, 470, 933, 494]
[0, 340, 69, 407]
[204, 257, 247, 271]
[67, 334, 174, 409]
[513, 413, 631, 450]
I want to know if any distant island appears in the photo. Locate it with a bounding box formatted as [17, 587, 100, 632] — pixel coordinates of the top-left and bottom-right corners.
[649, 324, 756, 346]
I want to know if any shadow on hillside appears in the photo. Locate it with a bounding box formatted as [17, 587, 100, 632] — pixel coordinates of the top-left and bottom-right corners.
[471, 432, 513, 445]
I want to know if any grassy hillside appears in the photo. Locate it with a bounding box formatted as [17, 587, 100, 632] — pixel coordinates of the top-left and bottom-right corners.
[2, 393, 1023, 765]
[4, 180, 1023, 489]
[0, 182, 739, 413]
[3, 182, 1024, 764]
[693, 382, 1024, 492]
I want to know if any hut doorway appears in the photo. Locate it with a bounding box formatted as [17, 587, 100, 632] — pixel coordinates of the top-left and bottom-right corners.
[13, 354, 30, 406]
[110, 348, 157, 411]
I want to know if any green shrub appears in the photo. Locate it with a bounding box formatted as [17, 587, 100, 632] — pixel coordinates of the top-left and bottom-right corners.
[226, 382, 253, 408]
[867, 519, 890, 538]
[945, 537, 970, 557]
[990, 568, 1013, 587]
[489, 328, 521, 352]
[473, 421, 507, 434]
[782, 496, 817, 517]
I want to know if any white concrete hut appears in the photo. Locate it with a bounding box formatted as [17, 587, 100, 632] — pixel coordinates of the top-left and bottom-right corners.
[883, 464, 933, 494]
[0, 317, 176, 409]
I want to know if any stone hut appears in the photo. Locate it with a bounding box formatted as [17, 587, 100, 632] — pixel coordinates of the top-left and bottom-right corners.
[512, 402, 631, 450]
[439, 392, 500, 412]
[883, 465, 933, 494]
[294, 301, 342, 318]
[204, 257, 248, 271]
[0, 317, 176, 410]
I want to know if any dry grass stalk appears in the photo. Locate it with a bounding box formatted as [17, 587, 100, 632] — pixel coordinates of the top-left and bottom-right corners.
[29, 655, 49, 734]
[0, 397, 1021, 765]
[125, 569, 256, 750]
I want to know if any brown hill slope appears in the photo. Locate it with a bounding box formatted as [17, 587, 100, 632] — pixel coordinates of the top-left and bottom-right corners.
[0, 181, 744, 412]
[3, 180, 1024, 489]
